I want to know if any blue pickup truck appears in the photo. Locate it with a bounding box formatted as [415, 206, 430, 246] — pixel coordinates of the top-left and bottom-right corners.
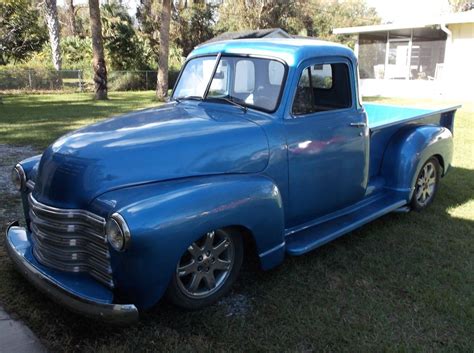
[6, 39, 459, 323]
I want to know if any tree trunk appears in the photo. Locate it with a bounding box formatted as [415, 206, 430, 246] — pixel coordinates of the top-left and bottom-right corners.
[44, 0, 62, 88]
[156, 0, 171, 99]
[65, 0, 77, 36]
[89, 0, 108, 100]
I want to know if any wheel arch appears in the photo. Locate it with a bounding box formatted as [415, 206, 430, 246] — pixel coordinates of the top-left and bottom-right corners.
[433, 153, 446, 176]
[380, 125, 453, 201]
[92, 174, 286, 309]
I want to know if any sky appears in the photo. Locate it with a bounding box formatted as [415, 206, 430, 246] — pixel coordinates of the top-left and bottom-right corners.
[57, 0, 452, 23]
[366, 0, 450, 22]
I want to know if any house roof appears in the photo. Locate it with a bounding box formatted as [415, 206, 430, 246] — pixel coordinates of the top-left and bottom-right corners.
[190, 38, 356, 66]
[203, 28, 291, 44]
[333, 10, 474, 34]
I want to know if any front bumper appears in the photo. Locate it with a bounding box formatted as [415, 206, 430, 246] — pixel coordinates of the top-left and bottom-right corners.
[5, 222, 139, 324]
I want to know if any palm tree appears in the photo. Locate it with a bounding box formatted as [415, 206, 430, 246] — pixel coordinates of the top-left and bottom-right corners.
[89, 0, 107, 100]
[65, 0, 77, 36]
[43, 0, 62, 87]
[156, 0, 171, 99]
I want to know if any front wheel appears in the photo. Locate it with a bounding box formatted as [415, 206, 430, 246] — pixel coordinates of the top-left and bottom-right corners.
[410, 157, 441, 211]
[166, 228, 243, 310]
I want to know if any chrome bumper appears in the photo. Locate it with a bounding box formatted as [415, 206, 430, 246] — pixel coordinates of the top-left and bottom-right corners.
[5, 222, 139, 325]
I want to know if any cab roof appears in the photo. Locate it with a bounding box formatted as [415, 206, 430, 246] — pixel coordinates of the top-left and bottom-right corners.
[189, 38, 356, 66]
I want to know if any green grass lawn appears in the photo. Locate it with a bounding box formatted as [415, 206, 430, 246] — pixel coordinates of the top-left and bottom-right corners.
[0, 93, 473, 352]
[0, 91, 160, 147]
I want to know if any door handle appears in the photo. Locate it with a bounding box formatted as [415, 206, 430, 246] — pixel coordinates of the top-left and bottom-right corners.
[349, 122, 367, 128]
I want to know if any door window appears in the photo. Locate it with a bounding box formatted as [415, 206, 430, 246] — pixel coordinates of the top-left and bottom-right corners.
[292, 62, 352, 116]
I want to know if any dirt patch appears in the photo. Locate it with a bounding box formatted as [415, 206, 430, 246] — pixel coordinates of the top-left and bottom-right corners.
[0, 144, 40, 196]
[218, 293, 252, 317]
[0, 144, 40, 227]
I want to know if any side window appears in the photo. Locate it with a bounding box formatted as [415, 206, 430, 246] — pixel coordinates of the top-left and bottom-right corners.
[292, 68, 313, 115]
[292, 62, 352, 116]
[234, 60, 255, 93]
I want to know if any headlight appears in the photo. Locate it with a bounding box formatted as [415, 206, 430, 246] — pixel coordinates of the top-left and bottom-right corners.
[105, 213, 131, 251]
[11, 164, 26, 191]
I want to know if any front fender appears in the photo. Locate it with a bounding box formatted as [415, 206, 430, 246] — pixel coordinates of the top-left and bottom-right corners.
[380, 125, 453, 201]
[91, 174, 285, 309]
[19, 154, 42, 181]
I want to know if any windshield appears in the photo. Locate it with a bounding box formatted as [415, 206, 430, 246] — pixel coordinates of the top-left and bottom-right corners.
[172, 55, 286, 112]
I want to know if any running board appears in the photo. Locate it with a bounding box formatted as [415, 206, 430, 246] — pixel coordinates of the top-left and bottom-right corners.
[285, 194, 407, 256]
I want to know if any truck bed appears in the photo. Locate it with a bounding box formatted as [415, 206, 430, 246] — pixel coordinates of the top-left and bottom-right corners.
[364, 103, 460, 130]
[364, 103, 460, 178]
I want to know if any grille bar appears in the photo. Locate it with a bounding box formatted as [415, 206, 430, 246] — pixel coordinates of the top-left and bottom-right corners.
[28, 194, 114, 288]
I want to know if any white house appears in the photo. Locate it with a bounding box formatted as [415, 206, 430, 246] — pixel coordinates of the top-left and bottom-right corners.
[333, 11, 474, 100]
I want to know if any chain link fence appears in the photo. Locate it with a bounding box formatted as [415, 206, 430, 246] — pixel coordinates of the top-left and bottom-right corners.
[0, 69, 173, 92]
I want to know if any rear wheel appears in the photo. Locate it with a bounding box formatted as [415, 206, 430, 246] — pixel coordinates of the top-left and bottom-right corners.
[166, 228, 243, 309]
[410, 157, 441, 211]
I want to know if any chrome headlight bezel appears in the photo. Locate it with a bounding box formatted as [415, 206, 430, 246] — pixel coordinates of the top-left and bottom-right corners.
[106, 213, 131, 252]
[11, 164, 26, 191]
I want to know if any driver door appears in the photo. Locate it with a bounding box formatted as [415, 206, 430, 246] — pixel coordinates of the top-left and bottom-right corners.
[285, 59, 369, 227]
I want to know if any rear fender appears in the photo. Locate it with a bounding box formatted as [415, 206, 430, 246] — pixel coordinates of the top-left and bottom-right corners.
[92, 174, 285, 309]
[380, 125, 453, 201]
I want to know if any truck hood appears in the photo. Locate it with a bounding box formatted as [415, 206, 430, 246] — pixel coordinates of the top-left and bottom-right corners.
[33, 103, 269, 209]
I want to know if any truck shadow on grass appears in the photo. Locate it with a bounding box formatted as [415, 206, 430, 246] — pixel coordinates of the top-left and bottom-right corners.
[0, 166, 473, 351]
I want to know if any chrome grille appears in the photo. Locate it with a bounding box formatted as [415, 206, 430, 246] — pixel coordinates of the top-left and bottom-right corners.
[28, 193, 114, 288]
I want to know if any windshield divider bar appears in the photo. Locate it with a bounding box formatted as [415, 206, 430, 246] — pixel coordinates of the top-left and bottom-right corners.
[203, 53, 222, 99]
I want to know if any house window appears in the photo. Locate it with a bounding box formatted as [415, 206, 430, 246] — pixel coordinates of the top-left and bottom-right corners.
[292, 63, 351, 116]
[411, 28, 447, 80]
[358, 28, 446, 80]
[358, 31, 386, 79]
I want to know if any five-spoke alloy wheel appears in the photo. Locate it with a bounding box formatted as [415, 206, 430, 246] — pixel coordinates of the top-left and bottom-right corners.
[411, 157, 441, 211]
[166, 228, 243, 309]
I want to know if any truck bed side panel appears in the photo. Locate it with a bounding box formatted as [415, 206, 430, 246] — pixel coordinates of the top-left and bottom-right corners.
[365, 103, 458, 178]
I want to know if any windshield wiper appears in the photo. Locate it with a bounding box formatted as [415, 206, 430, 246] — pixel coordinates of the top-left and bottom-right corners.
[206, 96, 248, 113]
[173, 95, 203, 103]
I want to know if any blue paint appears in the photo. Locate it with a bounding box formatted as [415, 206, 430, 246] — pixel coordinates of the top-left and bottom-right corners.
[364, 103, 433, 129]
[7, 39, 458, 317]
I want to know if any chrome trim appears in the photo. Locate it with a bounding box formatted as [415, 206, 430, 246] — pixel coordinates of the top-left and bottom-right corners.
[28, 194, 114, 288]
[107, 213, 131, 251]
[13, 164, 26, 191]
[26, 180, 35, 191]
[5, 223, 139, 324]
[28, 193, 106, 227]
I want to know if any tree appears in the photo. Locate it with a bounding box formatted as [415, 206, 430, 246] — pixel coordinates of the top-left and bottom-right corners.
[0, 0, 47, 65]
[449, 0, 474, 11]
[156, 0, 171, 98]
[216, 0, 305, 35]
[305, 0, 379, 47]
[65, 0, 77, 36]
[216, 0, 379, 48]
[43, 0, 62, 72]
[171, 1, 215, 56]
[89, 0, 107, 99]
[101, 2, 145, 70]
[137, 0, 160, 62]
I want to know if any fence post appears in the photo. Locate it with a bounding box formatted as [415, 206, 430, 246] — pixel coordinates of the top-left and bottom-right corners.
[78, 70, 83, 92]
[28, 69, 33, 89]
[145, 71, 148, 90]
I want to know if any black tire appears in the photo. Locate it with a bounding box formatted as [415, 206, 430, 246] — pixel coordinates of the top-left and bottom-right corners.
[166, 228, 243, 310]
[410, 157, 441, 211]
